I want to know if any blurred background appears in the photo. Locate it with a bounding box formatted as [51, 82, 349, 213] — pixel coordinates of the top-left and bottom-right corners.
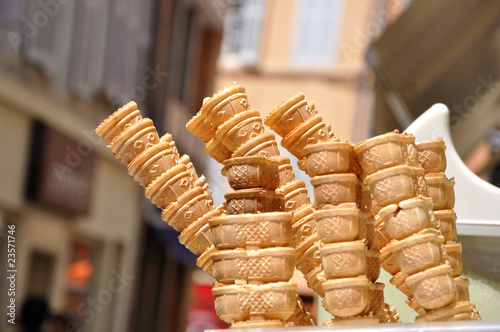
[0, 0, 499, 331]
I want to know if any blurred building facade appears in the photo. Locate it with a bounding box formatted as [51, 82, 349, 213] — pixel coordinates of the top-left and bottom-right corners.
[0, 1, 223, 331]
[215, 0, 405, 143]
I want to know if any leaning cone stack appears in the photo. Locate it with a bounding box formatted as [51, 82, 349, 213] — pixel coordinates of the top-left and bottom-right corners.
[187, 86, 316, 327]
[354, 132, 480, 321]
[355, 132, 447, 313]
[187, 88, 318, 283]
[413, 139, 481, 321]
[307, 144, 393, 324]
[263, 93, 328, 297]
[97, 97, 314, 329]
[95, 101, 220, 277]
[265, 93, 399, 325]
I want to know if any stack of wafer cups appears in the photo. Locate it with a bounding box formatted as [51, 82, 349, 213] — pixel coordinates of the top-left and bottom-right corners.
[95, 101, 221, 278]
[309, 152, 385, 324]
[263, 93, 329, 298]
[208, 155, 300, 329]
[307, 142, 397, 325]
[187, 85, 278, 164]
[265, 93, 398, 325]
[355, 132, 479, 321]
[355, 132, 445, 315]
[187, 86, 316, 327]
[413, 139, 481, 321]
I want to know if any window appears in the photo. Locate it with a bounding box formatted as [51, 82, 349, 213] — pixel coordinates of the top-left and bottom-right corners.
[0, 1, 24, 57]
[291, 0, 344, 66]
[103, 0, 156, 105]
[220, 0, 266, 66]
[63, 241, 100, 332]
[67, 0, 112, 98]
[22, 0, 77, 85]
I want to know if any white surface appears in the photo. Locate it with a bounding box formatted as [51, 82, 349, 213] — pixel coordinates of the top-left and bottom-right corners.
[405, 104, 500, 237]
[208, 320, 500, 332]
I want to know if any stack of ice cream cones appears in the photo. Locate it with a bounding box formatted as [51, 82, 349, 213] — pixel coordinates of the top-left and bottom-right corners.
[355, 132, 480, 321]
[355, 132, 447, 313]
[265, 93, 399, 325]
[264, 93, 330, 172]
[187, 86, 278, 163]
[308, 142, 392, 325]
[97, 96, 315, 328]
[263, 93, 328, 297]
[209, 155, 298, 329]
[413, 139, 481, 321]
[95, 101, 221, 276]
[187, 86, 316, 327]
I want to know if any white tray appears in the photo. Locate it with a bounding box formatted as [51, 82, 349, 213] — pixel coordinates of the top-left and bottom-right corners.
[208, 320, 500, 332]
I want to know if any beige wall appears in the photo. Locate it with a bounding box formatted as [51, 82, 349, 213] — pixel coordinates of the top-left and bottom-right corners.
[216, 0, 378, 144]
[12, 162, 141, 332]
[259, 0, 295, 72]
[0, 106, 31, 211]
[16, 207, 71, 311]
[217, 74, 359, 141]
[260, 0, 375, 71]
